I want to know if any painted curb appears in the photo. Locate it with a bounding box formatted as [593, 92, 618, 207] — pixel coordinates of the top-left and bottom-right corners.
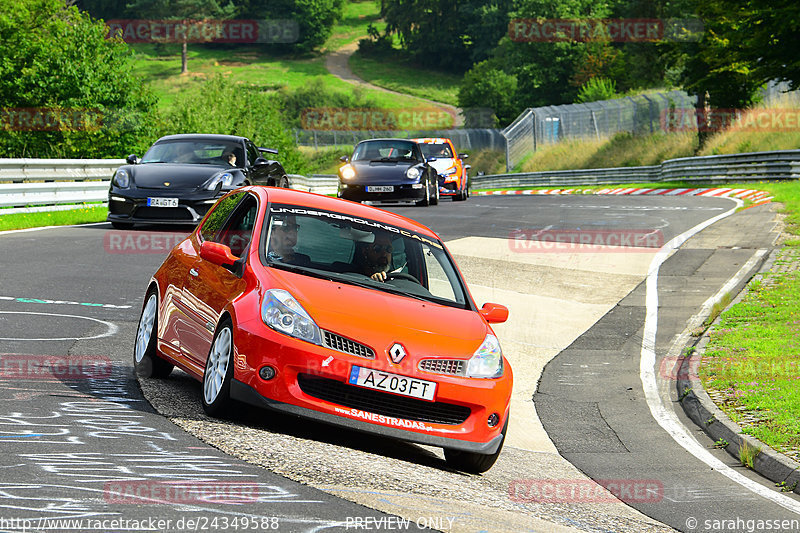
[677, 248, 800, 495]
[476, 187, 773, 204]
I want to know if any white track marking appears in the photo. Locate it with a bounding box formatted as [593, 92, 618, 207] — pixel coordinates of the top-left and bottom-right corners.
[0, 311, 118, 341]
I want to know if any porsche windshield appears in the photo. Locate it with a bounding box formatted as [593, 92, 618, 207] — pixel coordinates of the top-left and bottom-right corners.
[264, 205, 468, 308]
[419, 143, 453, 159]
[351, 140, 420, 162]
[141, 140, 243, 165]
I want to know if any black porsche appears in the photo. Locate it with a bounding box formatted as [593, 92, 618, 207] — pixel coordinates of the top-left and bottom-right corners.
[337, 138, 439, 206]
[107, 134, 290, 229]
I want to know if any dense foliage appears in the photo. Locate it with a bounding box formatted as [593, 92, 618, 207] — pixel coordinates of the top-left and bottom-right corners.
[0, 0, 157, 157]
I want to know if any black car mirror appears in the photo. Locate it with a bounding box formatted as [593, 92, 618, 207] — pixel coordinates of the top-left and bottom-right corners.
[126, 154, 139, 165]
[259, 147, 278, 155]
[339, 155, 349, 163]
[458, 153, 469, 159]
[254, 157, 269, 166]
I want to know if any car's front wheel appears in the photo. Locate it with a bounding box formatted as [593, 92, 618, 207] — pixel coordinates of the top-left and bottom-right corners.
[444, 419, 507, 473]
[416, 179, 431, 207]
[133, 290, 173, 378]
[202, 319, 235, 417]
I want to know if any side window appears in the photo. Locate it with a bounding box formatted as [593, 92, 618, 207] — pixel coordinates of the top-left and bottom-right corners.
[246, 142, 260, 167]
[422, 243, 457, 302]
[217, 195, 258, 257]
[199, 192, 246, 243]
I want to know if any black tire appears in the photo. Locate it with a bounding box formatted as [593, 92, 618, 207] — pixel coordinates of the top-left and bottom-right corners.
[201, 319, 235, 417]
[111, 221, 134, 230]
[133, 290, 173, 378]
[430, 180, 439, 205]
[279, 176, 290, 188]
[444, 418, 507, 473]
[416, 179, 431, 207]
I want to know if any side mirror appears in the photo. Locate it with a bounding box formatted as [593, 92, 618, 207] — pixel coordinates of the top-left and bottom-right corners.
[339, 155, 349, 163]
[458, 153, 469, 160]
[126, 154, 139, 165]
[479, 302, 508, 324]
[199, 241, 238, 268]
[464, 164, 472, 171]
[259, 147, 278, 155]
[254, 157, 269, 166]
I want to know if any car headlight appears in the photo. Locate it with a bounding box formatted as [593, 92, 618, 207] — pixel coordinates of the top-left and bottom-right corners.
[113, 169, 130, 188]
[440, 167, 458, 177]
[406, 167, 421, 180]
[340, 164, 356, 180]
[466, 334, 504, 378]
[204, 172, 234, 191]
[261, 289, 322, 345]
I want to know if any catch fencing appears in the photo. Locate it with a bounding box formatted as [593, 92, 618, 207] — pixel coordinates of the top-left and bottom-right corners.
[502, 90, 697, 171]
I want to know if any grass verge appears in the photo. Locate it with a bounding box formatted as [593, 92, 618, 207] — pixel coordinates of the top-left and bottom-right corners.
[0, 205, 108, 232]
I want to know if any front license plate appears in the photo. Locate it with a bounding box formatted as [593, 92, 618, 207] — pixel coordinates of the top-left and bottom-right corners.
[366, 186, 394, 193]
[349, 366, 436, 401]
[147, 197, 179, 207]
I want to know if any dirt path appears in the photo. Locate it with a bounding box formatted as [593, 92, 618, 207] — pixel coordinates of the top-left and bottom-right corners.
[324, 41, 464, 127]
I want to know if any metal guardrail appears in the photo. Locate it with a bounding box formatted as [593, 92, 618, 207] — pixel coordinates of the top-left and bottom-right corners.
[1, 150, 798, 214]
[473, 150, 800, 189]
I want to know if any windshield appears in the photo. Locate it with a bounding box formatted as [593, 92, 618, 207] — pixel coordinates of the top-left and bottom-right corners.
[141, 140, 244, 166]
[419, 142, 453, 159]
[263, 204, 468, 308]
[351, 140, 420, 162]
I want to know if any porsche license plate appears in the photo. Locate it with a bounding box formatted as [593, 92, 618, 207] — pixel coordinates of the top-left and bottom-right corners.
[349, 366, 436, 401]
[147, 197, 179, 207]
[366, 186, 394, 193]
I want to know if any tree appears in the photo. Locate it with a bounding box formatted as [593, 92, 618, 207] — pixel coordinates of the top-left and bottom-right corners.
[457, 61, 518, 126]
[0, 0, 156, 158]
[124, 0, 235, 73]
[238, 0, 344, 53]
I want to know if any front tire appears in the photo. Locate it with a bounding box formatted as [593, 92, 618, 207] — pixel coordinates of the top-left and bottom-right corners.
[202, 319, 235, 417]
[444, 419, 507, 473]
[279, 175, 290, 188]
[416, 179, 431, 207]
[133, 291, 173, 378]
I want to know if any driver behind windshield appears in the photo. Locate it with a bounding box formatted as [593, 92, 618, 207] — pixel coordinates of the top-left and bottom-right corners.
[354, 231, 394, 282]
[267, 215, 310, 266]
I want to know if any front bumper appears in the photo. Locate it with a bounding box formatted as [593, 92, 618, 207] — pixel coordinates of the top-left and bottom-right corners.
[338, 183, 426, 204]
[107, 188, 223, 225]
[231, 320, 512, 453]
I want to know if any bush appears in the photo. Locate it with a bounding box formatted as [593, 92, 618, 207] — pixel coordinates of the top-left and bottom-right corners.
[576, 77, 618, 104]
[457, 61, 518, 127]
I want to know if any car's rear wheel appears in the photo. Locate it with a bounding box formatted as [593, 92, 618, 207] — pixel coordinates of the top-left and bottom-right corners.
[279, 175, 290, 188]
[202, 319, 235, 417]
[444, 419, 507, 473]
[133, 291, 173, 378]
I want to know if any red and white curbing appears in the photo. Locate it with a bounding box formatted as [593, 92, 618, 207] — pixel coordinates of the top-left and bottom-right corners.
[476, 187, 773, 205]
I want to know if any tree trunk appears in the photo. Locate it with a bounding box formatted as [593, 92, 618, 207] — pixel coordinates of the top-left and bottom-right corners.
[181, 41, 188, 74]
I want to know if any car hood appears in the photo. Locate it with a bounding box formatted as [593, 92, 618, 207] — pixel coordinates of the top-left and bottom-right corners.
[268, 269, 489, 359]
[429, 158, 457, 174]
[130, 163, 229, 189]
[347, 160, 420, 183]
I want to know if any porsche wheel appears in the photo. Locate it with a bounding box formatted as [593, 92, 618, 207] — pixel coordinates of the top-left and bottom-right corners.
[416, 180, 431, 207]
[444, 419, 507, 473]
[133, 291, 173, 378]
[279, 176, 290, 188]
[431, 182, 439, 205]
[202, 319, 235, 417]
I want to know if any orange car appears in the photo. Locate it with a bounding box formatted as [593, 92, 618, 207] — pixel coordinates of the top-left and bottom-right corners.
[134, 186, 512, 473]
[412, 137, 470, 201]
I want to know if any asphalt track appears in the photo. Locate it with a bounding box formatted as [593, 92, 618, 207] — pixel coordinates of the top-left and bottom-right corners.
[0, 194, 797, 533]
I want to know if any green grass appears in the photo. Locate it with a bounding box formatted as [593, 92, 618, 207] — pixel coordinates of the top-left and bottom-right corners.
[349, 49, 462, 106]
[322, 0, 384, 52]
[0, 205, 108, 231]
[699, 243, 800, 456]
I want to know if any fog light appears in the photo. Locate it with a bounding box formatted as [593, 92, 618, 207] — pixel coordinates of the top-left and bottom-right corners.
[259, 365, 276, 380]
[487, 413, 500, 427]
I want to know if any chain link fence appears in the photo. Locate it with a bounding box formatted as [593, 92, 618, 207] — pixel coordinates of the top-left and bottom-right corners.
[501, 90, 698, 171]
[293, 128, 506, 153]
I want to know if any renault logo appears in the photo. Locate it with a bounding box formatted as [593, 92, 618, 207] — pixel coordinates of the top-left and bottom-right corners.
[387, 343, 406, 364]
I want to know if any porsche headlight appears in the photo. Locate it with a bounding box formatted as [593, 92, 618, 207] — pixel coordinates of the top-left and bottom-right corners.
[406, 167, 421, 180]
[204, 172, 234, 191]
[261, 289, 322, 345]
[466, 334, 504, 378]
[113, 169, 130, 188]
[340, 164, 356, 180]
